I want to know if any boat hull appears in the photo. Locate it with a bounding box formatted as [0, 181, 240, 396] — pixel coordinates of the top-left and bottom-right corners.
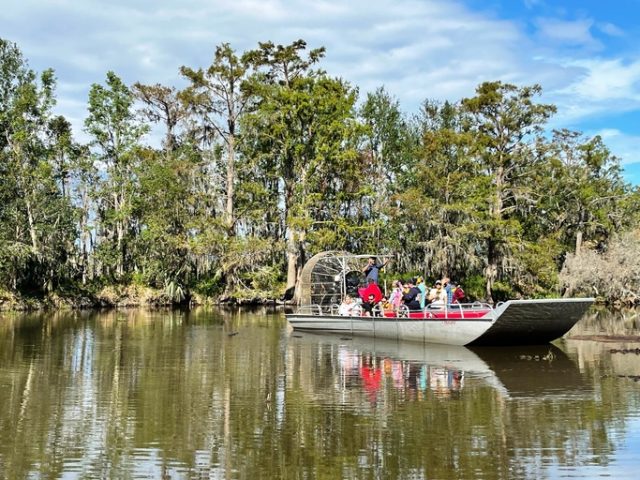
[469, 298, 594, 346]
[286, 314, 493, 346]
[286, 298, 594, 346]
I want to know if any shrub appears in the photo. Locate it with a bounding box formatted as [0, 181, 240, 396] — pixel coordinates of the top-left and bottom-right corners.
[560, 229, 640, 305]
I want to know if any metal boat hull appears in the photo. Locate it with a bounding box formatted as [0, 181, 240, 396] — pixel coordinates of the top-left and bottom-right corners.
[286, 298, 594, 346]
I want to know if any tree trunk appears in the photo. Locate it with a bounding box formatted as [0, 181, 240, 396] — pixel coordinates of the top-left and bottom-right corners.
[113, 185, 128, 278]
[286, 227, 306, 302]
[485, 239, 497, 303]
[113, 191, 125, 278]
[80, 186, 90, 285]
[225, 135, 236, 235]
[574, 208, 586, 257]
[484, 166, 504, 304]
[575, 229, 583, 257]
[25, 199, 40, 257]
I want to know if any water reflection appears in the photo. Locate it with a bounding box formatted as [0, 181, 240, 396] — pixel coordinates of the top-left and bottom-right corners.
[0, 308, 640, 479]
[290, 333, 590, 407]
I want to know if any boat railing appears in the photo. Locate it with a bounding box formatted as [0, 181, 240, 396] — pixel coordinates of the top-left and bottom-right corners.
[297, 301, 494, 319]
[428, 302, 494, 319]
[296, 304, 324, 316]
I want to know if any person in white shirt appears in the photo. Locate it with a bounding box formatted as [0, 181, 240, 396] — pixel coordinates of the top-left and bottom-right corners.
[429, 280, 448, 307]
[339, 295, 357, 316]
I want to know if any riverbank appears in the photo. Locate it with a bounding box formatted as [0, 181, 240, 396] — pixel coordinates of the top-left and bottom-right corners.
[0, 285, 283, 312]
[0, 285, 630, 313]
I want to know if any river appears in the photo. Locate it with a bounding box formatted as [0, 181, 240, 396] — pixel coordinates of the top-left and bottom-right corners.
[1, 307, 639, 479]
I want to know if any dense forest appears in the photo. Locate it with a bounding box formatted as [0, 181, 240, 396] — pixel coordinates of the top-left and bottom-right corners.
[1, 37, 639, 308]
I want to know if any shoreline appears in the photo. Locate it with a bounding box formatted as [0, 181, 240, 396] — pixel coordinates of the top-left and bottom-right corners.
[0, 286, 635, 313]
[0, 287, 286, 313]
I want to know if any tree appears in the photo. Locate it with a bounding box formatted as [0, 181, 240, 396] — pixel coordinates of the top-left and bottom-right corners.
[462, 82, 556, 301]
[392, 100, 483, 280]
[547, 130, 628, 256]
[242, 40, 362, 295]
[85, 71, 148, 279]
[357, 87, 418, 262]
[0, 38, 77, 291]
[180, 43, 254, 234]
[132, 83, 189, 152]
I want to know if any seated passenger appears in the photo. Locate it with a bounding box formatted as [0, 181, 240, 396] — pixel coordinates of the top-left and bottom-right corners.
[362, 293, 378, 317]
[452, 283, 465, 303]
[380, 296, 392, 314]
[416, 276, 427, 309]
[359, 279, 383, 303]
[388, 280, 403, 310]
[429, 280, 448, 307]
[338, 295, 356, 316]
[401, 279, 421, 311]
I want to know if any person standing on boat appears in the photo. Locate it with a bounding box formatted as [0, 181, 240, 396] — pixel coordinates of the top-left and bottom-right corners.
[362, 256, 388, 284]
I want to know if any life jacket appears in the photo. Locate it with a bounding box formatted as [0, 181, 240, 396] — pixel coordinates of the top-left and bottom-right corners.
[358, 283, 383, 303]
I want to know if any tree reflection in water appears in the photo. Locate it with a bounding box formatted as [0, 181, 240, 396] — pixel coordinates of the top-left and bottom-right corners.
[0, 308, 639, 479]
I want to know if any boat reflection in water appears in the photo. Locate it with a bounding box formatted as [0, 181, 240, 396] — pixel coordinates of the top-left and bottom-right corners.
[288, 332, 586, 407]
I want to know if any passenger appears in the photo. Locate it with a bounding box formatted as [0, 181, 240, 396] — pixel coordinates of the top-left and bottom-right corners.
[416, 276, 427, 309]
[443, 277, 454, 304]
[361, 293, 378, 317]
[380, 296, 392, 315]
[427, 280, 438, 303]
[362, 256, 388, 284]
[452, 283, 465, 303]
[401, 279, 421, 311]
[338, 295, 356, 316]
[359, 279, 383, 304]
[430, 280, 448, 307]
[388, 279, 403, 310]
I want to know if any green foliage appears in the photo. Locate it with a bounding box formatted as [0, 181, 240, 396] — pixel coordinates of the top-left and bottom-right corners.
[193, 273, 224, 297]
[243, 265, 284, 293]
[164, 280, 185, 303]
[241, 40, 365, 289]
[0, 38, 78, 293]
[461, 275, 486, 302]
[491, 281, 515, 302]
[1, 37, 637, 305]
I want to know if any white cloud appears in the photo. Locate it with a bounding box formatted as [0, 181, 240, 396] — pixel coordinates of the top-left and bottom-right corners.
[534, 17, 600, 49]
[562, 58, 640, 101]
[1, 0, 640, 160]
[548, 58, 640, 126]
[597, 22, 625, 37]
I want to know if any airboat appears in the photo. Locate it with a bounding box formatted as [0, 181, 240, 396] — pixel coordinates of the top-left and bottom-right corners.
[285, 252, 594, 346]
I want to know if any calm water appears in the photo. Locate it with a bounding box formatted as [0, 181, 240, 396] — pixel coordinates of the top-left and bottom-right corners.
[1, 307, 640, 479]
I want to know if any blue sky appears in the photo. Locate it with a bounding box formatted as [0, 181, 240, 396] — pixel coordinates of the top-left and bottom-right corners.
[3, 0, 640, 184]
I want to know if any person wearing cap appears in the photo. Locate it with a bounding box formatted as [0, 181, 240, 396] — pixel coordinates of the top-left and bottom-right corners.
[429, 280, 448, 307]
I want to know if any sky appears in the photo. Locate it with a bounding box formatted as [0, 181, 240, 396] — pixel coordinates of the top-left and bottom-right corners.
[3, 0, 640, 184]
